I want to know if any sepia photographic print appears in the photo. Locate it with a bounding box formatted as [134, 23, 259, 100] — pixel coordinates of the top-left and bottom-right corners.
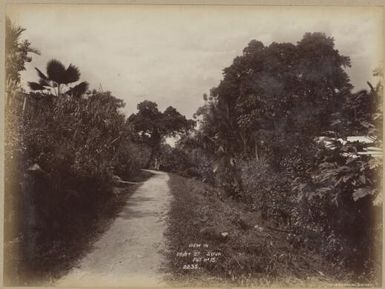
[2, 2, 384, 288]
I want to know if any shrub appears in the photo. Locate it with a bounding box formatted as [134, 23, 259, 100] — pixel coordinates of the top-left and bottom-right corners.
[114, 139, 151, 180]
[291, 141, 382, 279]
[239, 159, 294, 228]
[239, 140, 382, 281]
[9, 89, 148, 277]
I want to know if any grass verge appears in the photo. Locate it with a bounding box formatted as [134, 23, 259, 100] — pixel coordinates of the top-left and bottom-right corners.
[165, 173, 352, 287]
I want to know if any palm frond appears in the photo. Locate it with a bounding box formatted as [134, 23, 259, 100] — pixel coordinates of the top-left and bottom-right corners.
[46, 59, 66, 84]
[67, 81, 89, 98]
[28, 81, 44, 91]
[29, 47, 41, 55]
[64, 64, 81, 84]
[39, 78, 51, 87]
[35, 67, 48, 80]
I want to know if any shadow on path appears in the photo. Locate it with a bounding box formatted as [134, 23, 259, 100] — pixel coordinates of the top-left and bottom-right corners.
[56, 170, 172, 287]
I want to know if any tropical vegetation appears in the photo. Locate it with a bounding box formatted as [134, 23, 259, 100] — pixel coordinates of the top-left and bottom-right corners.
[4, 17, 382, 286]
[161, 33, 383, 284]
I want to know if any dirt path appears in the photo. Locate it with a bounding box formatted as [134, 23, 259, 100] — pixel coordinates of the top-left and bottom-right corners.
[57, 170, 172, 287]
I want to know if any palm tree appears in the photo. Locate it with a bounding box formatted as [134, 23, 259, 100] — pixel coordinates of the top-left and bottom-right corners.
[28, 59, 89, 98]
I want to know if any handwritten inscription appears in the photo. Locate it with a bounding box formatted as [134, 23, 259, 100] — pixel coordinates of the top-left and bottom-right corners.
[176, 243, 222, 270]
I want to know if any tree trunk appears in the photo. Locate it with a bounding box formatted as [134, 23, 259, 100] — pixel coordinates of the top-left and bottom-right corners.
[22, 94, 27, 117]
[240, 132, 248, 156]
[146, 147, 158, 169]
[57, 84, 61, 97]
[255, 142, 259, 161]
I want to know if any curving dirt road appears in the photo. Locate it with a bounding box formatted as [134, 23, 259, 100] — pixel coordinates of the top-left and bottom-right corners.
[57, 170, 172, 287]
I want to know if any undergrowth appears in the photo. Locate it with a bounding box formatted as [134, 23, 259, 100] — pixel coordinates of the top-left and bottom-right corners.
[165, 174, 357, 287]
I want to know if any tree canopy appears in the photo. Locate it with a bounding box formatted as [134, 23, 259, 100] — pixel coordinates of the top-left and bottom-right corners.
[195, 33, 354, 167]
[128, 100, 194, 168]
[5, 17, 40, 106]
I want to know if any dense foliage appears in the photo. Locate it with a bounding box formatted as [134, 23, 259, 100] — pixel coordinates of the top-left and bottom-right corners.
[5, 17, 40, 106]
[160, 33, 383, 282]
[5, 18, 42, 283]
[128, 100, 194, 168]
[5, 16, 382, 285]
[4, 19, 152, 284]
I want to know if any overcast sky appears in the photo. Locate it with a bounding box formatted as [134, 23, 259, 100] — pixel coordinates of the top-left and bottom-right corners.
[7, 5, 383, 118]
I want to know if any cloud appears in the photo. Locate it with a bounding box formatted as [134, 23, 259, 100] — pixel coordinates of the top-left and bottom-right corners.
[8, 5, 383, 118]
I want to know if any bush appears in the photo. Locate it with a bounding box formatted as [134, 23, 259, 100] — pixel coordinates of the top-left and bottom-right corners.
[22, 91, 132, 186]
[291, 141, 382, 279]
[158, 144, 191, 174]
[239, 159, 294, 228]
[158, 144, 215, 182]
[238, 140, 382, 282]
[114, 139, 151, 180]
[7, 90, 148, 281]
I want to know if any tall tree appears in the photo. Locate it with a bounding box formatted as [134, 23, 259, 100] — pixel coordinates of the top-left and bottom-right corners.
[128, 100, 194, 168]
[5, 17, 40, 106]
[189, 33, 355, 196]
[197, 32, 353, 166]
